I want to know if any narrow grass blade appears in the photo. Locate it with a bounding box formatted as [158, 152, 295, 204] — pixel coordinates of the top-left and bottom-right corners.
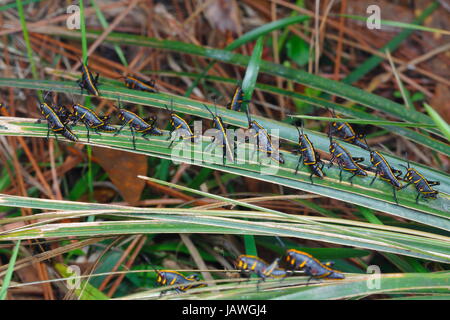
[241, 36, 264, 110]
[423, 103, 450, 141]
[0, 240, 21, 300]
[0, 117, 448, 231]
[288, 115, 436, 127]
[16, 0, 38, 80]
[0, 77, 448, 189]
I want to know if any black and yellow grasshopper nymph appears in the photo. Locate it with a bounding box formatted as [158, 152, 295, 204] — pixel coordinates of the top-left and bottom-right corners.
[114, 102, 163, 150]
[285, 249, 344, 282]
[227, 86, 249, 112]
[71, 104, 116, 142]
[368, 148, 403, 204]
[245, 109, 285, 164]
[120, 75, 158, 93]
[203, 103, 235, 164]
[37, 102, 78, 142]
[292, 124, 324, 183]
[235, 255, 287, 281]
[156, 270, 205, 293]
[77, 58, 100, 96]
[51, 104, 73, 125]
[328, 132, 367, 185]
[328, 109, 369, 151]
[400, 161, 439, 203]
[164, 100, 196, 148]
[41, 91, 73, 125]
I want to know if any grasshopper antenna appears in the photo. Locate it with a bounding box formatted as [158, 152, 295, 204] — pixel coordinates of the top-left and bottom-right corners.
[113, 97, 123, 110]
[203, 104, 215, 119]
[245, 107, 252, 126]
[363, 136, 372, 152]
[295, 125, 302, 139]
[327, 123, 333, 144]
[141, 254, 161, 277]
[213, 97, 218, 117]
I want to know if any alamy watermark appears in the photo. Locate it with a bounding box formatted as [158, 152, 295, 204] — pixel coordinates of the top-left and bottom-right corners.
[66, 264, 81, 290]
[66, 5, 80, 30]
[366, 265, 381, 289]
[367, 5, 381, 30]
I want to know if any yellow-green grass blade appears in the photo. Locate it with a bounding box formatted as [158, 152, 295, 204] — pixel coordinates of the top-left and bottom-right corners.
[175, 272, 450, 300]
[147, 70, 450, 167]
[337, 14, 450, 36]
[237, 35, 264, 257]
[241, 36, 264, 110]
[16, 0, 38, 80]
[135, 176, 449, 262]
[0, 117, 448, 231]
[186, 14, 310, 95]
[0, 192, 449, 263]
[0, 240, 21, 300]
[0, 77, 448, 195]
[423, 103, 450, 142]
[289, 115, 437, 128]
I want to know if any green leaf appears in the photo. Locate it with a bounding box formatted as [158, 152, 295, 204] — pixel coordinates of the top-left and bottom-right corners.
[286, 35, 310, 66]
[289, 115, 437, 127]
[241, 36, 264, 110]
[0, 108, 449, 232]
[423, 103, 450, 141]
[186, 15, 310, 95]
[0, 193, 449, 264]
[337, 14, 450, 36]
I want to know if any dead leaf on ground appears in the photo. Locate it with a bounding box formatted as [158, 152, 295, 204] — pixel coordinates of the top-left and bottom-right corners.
[204, 0, 242, 34]
[92, 147, 147, 205]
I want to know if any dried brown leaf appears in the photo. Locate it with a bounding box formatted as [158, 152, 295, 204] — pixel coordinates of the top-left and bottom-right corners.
[92, 147, 147, 205]
[204, 0, 242, 34]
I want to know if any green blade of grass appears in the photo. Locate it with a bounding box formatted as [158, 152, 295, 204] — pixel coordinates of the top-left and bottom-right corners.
[0, 115, 448, 231]
[0, 207, 448, 263]
[0, 0, 41, 11]
[181, 272, 450, 300]
[240, 35, 263, 256]
[152, 70, 450, 161]
[1, 76, 448, 195]
[1, 192, 449, 263]
[79, 0, 87, 62]
[185, 15, 310, 96]
[78, 1, 94, 204]
[16, 0, 38, 80]
[241, 36, 264, 111]
[288, 115, 437, 127]
[337, 13, 450, 36]
[423, 103, 450, 141]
